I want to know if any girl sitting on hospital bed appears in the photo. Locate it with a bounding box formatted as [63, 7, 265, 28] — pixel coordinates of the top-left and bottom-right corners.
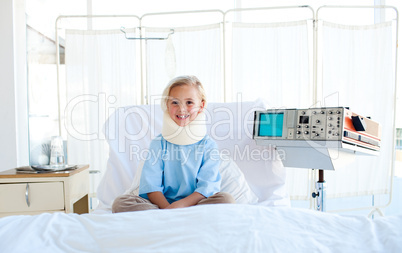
[112, 75, 235, 213]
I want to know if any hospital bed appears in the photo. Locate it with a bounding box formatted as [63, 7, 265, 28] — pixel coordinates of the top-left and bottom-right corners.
[0, 100, 401, 252]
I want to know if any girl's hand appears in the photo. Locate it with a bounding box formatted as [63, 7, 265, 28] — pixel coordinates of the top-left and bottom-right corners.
[165, 200, 188, 209]
[147, 191, 170, 209]
[164, 192, 206, 209]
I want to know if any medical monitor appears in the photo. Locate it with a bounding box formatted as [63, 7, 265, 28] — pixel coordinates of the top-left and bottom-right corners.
[253, 107, 380, 151]
[252, 107, 381, 170]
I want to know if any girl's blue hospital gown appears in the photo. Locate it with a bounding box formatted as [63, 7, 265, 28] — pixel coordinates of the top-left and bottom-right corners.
[139, 134, 221, 203]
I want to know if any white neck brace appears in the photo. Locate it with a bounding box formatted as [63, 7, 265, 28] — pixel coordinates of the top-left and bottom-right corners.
[161, 111, 207, 145]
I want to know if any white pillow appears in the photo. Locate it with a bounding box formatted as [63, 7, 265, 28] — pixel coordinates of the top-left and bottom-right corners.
[219, 156, 259, 204]
[124, 160, 144, 196]
[124, 157, 258, 204]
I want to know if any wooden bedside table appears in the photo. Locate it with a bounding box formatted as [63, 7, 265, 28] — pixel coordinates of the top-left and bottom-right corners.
[0, 165, 89, 217]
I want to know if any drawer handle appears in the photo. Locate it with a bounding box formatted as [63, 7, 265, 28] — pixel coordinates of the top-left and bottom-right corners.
[25, 183, 30, 207]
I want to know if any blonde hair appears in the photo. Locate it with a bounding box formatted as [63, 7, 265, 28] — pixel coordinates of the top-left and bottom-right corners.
[161, 75, 207, 111]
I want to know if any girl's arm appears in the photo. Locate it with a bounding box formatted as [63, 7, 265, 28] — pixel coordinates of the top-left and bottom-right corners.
[165, 192, 205, 209]
[193, 138, 221, 200]
[147, 191, 170, 209]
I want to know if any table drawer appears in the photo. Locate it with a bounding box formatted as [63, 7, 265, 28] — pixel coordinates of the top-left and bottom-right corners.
[0, 182, 64, 213]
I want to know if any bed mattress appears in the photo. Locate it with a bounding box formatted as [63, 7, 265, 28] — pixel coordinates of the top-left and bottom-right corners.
[1, 204, 401, 253]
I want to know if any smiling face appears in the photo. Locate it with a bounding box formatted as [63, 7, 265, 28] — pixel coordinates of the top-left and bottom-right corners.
[167, 85, 205, 127]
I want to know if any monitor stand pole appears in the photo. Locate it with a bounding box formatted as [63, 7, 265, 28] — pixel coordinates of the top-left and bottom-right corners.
[312, 169, 326, 212]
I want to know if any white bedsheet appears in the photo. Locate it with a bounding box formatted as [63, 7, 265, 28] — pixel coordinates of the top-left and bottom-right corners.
[1, 205, 401, 253]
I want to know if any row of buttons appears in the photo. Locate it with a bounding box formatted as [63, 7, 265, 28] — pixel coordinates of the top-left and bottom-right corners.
[300, 110, 342, 115]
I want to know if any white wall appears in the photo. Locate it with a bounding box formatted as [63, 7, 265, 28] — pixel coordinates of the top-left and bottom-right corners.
[0, 0, 29, 172]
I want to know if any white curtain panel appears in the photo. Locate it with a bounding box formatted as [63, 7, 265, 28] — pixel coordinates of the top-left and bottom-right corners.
[231, 21, 313, 200]
[321, 21, 395, 198]
[64, 29, 139, 193]
[145, 24, 223, 103]
[231, 21, 312, 108]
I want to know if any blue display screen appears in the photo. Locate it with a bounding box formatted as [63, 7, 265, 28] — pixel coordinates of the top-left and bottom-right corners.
[258, 113, 284, 137]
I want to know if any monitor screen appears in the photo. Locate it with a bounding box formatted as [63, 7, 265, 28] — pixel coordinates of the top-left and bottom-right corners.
[258, 113, 284, 137]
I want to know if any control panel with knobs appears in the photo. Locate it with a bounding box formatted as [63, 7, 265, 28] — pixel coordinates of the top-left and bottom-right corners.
[295, 108, 344, 140]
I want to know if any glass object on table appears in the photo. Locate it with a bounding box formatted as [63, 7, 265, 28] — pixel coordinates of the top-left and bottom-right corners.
[49, 136, 65, 167]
